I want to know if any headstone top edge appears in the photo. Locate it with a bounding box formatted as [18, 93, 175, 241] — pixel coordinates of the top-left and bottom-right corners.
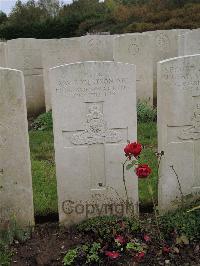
[49, 61, 136, 71]
[158, 54, 200, 65]
[114, 33, 150, 39]
[0, 67, 23, 74]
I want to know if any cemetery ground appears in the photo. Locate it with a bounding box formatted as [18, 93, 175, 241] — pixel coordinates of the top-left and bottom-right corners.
[1, 104, 200, 265]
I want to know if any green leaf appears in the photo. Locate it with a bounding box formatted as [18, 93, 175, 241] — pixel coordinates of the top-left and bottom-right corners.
[126, 164, 134, 170]
[126, 160, 137, 170]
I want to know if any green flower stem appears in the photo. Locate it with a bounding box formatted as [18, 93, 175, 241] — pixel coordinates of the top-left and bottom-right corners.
[122, 157, 129, 202]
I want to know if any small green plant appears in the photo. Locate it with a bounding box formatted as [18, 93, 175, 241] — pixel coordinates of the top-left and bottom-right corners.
[63, 248, 78, 266]
[86, 242, 101, 263]
[0, 219, 32, 244]
[77, 216, 140, 241]
[137, 101, 157, 123]
[0, 245, 12, 266]
[126, 242, 143, 252]
[0, 220, 32, 266]
[63, 242, 101, 265]
[160, 198, 200, 241]
[31, 111, 53, 131]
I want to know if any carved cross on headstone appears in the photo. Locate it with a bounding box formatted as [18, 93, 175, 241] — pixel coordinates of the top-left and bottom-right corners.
[62, 102, 128, 190]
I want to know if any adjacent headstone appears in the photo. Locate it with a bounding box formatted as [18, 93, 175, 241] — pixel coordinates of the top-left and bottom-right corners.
[0, 42, 6, 67]
[42, 38, 83, 111]
[79, 35, 114, 61]
[113, 33, 154, 105]
[157, 54, 200, 212]
[50, 61, 138, 226]
[6, 38, 45, 116]
[178, 29, 200, 56]
[146, 29, 189, 101]
[0, 67, 34, 227]
[42, 35, 115, 111]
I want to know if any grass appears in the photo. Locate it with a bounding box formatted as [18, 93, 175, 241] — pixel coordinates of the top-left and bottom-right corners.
[0, 221, 32, 266]
[138, 122, 158, 206]
[29, 114, 158, 216]
[0, 247, 12, 266]
[29, 130, 58, 216]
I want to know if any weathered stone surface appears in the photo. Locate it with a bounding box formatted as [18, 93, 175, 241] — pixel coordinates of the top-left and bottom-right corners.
[113, 33, 153, 105]
[0, 42, 6, 67]
[157, 55, 200, 212]
[178, 29, 200, 56]
[146, 29, 189, 101]
[6, 38, 45, 115]
[0, 67, 34, 227]
[42, 35, 115, 111]
[79, 35, 114, 61]
[50, 61, 138, 226]
[42, 38, 82, 111]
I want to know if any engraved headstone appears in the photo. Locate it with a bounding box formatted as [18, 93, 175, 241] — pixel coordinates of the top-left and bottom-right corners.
[80, 35, 114, 61]
[146, 29, 189, 101]
[113, 33, 154, 105]
[50, 61, 138, 226]
[157, 54, 200, 212]
[42, 38, 82, 111]
[0, 67, 34, 227]
[178, 29, 200, 56]
[43, 35, 115, 111]
[6, 38, 45, 115]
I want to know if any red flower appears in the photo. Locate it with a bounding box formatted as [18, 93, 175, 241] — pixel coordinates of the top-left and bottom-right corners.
[124, 142, 142, 158]
[135, 164, 151, 178]
[115, 235, 126, 245]
[135, 251, 145, 261]
[105, 251, 120, 259]
[162, 246, 171, 254]
[143, 234, 151, 242]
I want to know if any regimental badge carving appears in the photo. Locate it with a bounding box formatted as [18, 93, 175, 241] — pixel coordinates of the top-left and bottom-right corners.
[155, 33, 170, 51]
[71, 104, 122, 145]
[128, 42, 140, 56]
[87, 39, 102, 53]
[179, 104, 200, 140]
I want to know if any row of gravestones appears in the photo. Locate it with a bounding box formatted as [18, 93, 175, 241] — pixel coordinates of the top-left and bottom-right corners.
[0, 29, 200, 116]
[1, 52, 200, 228]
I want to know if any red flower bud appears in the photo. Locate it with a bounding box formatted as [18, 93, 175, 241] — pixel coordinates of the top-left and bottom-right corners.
[115, 235, 126, 245]
[124, 142, 142, 158]
[135, 251, 145, 261]
[162, 246, 171, 254]
[105, 251, 120, 259]
[135, 164, 151, 178]
[144, 234, 151, 242]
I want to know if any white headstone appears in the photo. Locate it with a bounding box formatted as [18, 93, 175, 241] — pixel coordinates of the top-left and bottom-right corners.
[146, 29, 189, 100]
[0, 42, 6, 67]
[79, 35, 114, 61]
[113, 33, 154, 105]
[50, 61, 138, 226]
[157, 54, 200, 212]
[179, 29, 200, 56]
[42, 35, 115, 111]
[0, 67, 34, 227]
[42, 38, 83, 111]
[6, 38, 45, 116]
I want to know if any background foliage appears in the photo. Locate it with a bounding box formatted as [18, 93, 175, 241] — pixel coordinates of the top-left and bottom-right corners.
[0, 0, 200, 40]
